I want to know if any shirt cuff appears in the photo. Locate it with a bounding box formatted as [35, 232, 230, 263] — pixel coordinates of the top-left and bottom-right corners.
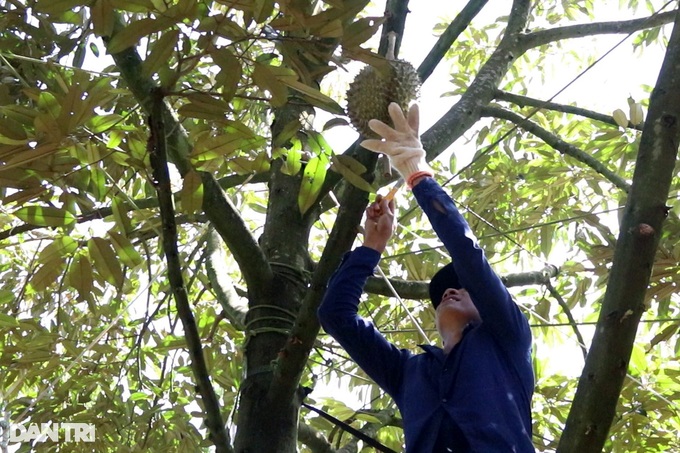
[352, 246, 382, 267]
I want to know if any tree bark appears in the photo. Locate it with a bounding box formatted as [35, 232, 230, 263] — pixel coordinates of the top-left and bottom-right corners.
[517, 10, 677, 52]
[234, 103, 317, 452]
[364, 265, 558, 298]
[557, 9, 680, 453]
[421, 0, 532, 158]
[417, 0, 489, 81]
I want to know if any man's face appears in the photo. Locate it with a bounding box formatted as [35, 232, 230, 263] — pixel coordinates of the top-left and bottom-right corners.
[435, 288, 481, 333]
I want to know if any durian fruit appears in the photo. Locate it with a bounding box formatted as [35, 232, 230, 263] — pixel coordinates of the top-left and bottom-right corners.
[346, 32, 421, 138]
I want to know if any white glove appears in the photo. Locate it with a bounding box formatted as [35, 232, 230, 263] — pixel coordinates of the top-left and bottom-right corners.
[360, 103, 433, 186]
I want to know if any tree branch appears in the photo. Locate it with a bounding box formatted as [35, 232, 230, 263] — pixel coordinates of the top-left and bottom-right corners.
[518, 10, 678, 52]
[558, 9, 680, 452]
[420, 0, 532, 159]
[104, 13, 272, 293]
[419, 5, 675, 165]
[0, 173, 267, 243]
[417, 0, 489, 81]
[494, 90, 644, 131]
[298, 422, 334, 453]
[364, 264, 558, 299]
[377, 0, 409, 58]
[546, 281, 588, 361]
[147, 91, 232, 453]
[301, 403, 400, 453]
[205, 228, 247, 330]
[480, 105, 631, 192]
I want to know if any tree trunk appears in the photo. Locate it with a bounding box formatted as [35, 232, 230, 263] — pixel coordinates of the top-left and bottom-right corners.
[234, 103, 316, 453]
[557, 9, 680, 453]
[234, 373, 302, 453]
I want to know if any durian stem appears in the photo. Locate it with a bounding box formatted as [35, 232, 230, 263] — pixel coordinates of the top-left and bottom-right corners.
[386, 31, 398, 61]
[380, 154, 393, 178]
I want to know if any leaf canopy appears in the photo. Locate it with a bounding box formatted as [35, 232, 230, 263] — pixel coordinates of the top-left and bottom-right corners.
[0, 0, 678, 452]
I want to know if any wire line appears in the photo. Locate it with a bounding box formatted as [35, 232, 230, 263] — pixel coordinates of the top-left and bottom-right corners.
[375, 266, 430, 344]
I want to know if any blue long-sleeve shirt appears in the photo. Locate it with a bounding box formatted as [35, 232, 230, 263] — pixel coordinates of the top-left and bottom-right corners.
[318, 178, 534, 452]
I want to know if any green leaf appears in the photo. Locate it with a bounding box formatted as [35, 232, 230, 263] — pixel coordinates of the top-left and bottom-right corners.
[87, 114, 124, 133]
[107, 17, 175, 53]
[180, 93, 232, 115]
[92, 0, 115, 37]
[314, 19, 343, 38]
[2, 143, 60, 171]
[0, 117, 27, 141]
[252, 62, 289, 107]
[592, 130, 624, 142]
[109, 0, 154, 12]
[34, 0, 86, 15]
[629, 344, 647, 373]
[177, 103, 227, 121]
[108, 231, 144, 268]
[540, 224, 553, 258]
[253, 0, 275, 22]
[68, 253, 94, 301]
[649, 322, 680, 350]
[90, 167, 108, 200]
[210, 48, 242, 98]
[156, 336, 187, 352]
[107, 130, 125, 150]
[210, 0, 251, 10]
[281, 80, 345, 115]
[179, 170, 203, 215]
[164, 0, 199, 20]
[190, 133, 253, 162]
[37, 91, 61, 119]
[17, 351, 53, 363]
[90, 42, 101, 57]
[0, 105, 38, 125]
[449, 153, 457, 173]
[307, 131, 334, 156]
[0, 290, 14, 305]
[143, 29, 180, 78]
[322, 118, 350, 131]
[329, 155, 375, 193]
[280, 140, 303, 176]
[342, 16, 383, 48]
[88, 237, 124, 287]
[273, 119, 302, 148]
[228, 152, 270, 174]
[38, 236, 78, 264]
[354, 412, 382, 424]
[31, 259, 66, 292]
[298, 155, 328, 214]
[0, 313, 20, 328]
[129, 392, 149, 401]
[14, 206, 76, 227]
[326, 403, 355, 421]
[111, 195, 133, 234]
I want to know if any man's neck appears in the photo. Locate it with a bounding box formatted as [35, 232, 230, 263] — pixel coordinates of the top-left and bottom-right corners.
[441, 325, 467, 354]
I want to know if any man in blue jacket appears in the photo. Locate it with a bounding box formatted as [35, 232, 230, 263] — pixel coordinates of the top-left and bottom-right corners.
[318, 103, 535, 452]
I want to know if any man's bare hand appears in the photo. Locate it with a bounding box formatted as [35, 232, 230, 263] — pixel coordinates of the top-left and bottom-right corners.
[363, 196, 395, 253]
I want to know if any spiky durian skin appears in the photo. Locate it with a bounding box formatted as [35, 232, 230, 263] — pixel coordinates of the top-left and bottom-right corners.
[346, 60, 421, 137]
